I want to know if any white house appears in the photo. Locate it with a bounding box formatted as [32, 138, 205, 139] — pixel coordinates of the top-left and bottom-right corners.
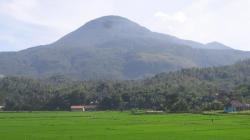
[70, 105, 97, 112]
[0, 106, 4, 110]
[70, 105, 85, 111]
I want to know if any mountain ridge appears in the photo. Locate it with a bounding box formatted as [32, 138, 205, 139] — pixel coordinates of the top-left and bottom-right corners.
[205, 41, 232, 50]
[0, 15, 250, 80]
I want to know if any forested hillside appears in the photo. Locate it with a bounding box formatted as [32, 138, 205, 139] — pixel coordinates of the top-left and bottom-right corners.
[1, 59, 250, 112]
[0, 16, 250, 80]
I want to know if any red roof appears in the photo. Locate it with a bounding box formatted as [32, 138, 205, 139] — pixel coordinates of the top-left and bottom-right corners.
[70, 105, 84, 109]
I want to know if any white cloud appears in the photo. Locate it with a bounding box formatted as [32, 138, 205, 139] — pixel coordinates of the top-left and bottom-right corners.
[0, 0, 250, 51]
[0, 0, 41, 26]
[0, 0, 115, 33]
[0, 0, 116, 51]
[151, 0, 250, 51]
[154, 11, 187, 23]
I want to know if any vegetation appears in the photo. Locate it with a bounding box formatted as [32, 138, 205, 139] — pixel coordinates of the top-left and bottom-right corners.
[0, 111, 250, 140]
[1, 59, 250, 112]
[0, 16, 250, 80]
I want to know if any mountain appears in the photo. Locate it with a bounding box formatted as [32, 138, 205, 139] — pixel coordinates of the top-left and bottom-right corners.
[205, 42, 232, 50]
[148, 59, 250, 86]
[0, 15, 250, 80]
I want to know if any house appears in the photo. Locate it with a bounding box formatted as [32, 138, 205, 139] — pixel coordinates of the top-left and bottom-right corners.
[83, 105, 97, 111]
[70, 105, 97, 112]
[224, 101, 249, 113]
[0, 106, 4, 111]
[71, 105, 85, 112]
[145, 110, 164, 114]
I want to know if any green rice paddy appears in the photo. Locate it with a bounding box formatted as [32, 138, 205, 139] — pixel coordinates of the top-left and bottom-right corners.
[0, 111, 250, 140]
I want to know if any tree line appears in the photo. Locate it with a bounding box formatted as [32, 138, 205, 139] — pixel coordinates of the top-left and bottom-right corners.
[1, 60, 250, 112]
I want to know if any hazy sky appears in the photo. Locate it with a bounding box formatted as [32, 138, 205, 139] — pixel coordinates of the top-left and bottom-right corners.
[0, 0, 250, 51]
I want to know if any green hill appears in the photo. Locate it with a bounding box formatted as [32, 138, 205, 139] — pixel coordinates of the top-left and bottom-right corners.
[1, 59, 250, 111]
[0, 16, 250, 80]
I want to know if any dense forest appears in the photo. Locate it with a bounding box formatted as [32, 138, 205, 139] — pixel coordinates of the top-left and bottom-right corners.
[1, 59, 250, 112]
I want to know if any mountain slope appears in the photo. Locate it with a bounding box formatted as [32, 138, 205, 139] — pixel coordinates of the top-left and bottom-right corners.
[0, 15, 250, 80]
[205, 42, 232, 50]
[148, 59, 250, 85]
[2, 59, 250, 111]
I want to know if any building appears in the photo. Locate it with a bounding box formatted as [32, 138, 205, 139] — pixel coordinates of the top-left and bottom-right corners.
[0, 106, 4, 111]
[224, 101, 249, 113]
[70, 105, 97, 112]
[83, 105, 97, 111]
[71, 105, 85, 112]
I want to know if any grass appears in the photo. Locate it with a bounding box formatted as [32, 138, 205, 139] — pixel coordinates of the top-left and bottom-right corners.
[0, 111, 250, 140]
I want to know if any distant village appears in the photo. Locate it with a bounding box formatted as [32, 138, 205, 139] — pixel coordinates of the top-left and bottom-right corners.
[1, 100, 250, 113]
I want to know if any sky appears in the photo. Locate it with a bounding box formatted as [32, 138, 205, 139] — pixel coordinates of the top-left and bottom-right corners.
[0, 0, 250, 51]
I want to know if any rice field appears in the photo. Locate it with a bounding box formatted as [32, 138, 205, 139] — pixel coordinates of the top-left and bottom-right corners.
[0, 111, 250, 140]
